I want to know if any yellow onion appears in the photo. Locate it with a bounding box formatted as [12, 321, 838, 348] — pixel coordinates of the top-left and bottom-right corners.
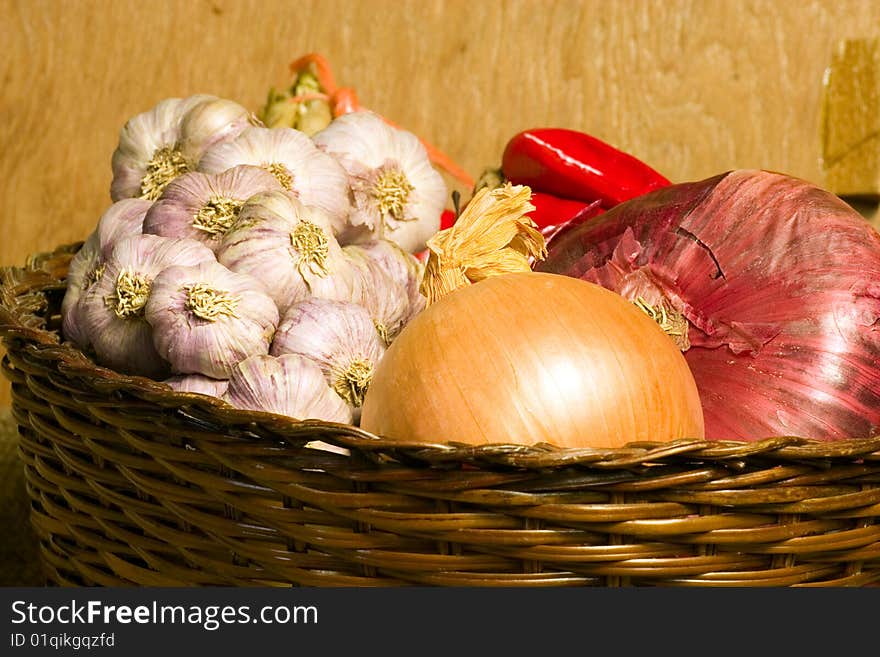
[360, 184, 705, 448]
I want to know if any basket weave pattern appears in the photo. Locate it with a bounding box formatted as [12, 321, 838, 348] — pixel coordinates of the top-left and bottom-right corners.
[2, 244, 880, 586]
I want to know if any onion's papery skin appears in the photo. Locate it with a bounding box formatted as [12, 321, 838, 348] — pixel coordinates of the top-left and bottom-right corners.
[111, 95, 215, 202]
[360, 272, 705, 448]
[61, 198, 153, 349]
[223, 353, 353, 424]
[270, 298, 386, 412]
[537, 169, 880, 442]
[145, 261, 280, 379]
[313, 111, 446, 253]
[164, 374, 229, 398]
[198, 126, 351, 235]
[217, 190, 358, 315]
[79, 235, 216, 379]
[143, 166, 283, 251]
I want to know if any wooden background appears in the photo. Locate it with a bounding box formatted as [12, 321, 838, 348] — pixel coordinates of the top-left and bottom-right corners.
[2, 0, 880, 407]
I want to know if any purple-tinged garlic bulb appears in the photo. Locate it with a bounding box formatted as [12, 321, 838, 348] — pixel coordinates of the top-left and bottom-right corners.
[142, 165, 283, 251]
[145, 260, 279, 379]
[313, 111, 447, 253]
[78, 234, 215, 378]
[344, 239, 426, 321]
[110, 95, 215, 202]
[178, 97, 258, 164]
[164, 374, 229, 398]
[223, 353, 353, 424]
[61, 198, 153, 348]
[62, 233, 101, 349]
[110, 95, 254, 203]
[198, 126, 351, 235]
[343, 240, 427, 344]
[217, 189, 360, 315]
[345, 250, 410, 347]
[270, 298, 385, 414]
[93, 198, 154, 258]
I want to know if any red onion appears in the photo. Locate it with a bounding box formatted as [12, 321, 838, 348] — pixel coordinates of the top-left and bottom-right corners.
[536, 169, 880, 442]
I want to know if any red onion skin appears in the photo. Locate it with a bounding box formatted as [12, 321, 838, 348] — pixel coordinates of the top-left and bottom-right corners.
[536, 169, 880, 442]
[539, 200, 606, 245]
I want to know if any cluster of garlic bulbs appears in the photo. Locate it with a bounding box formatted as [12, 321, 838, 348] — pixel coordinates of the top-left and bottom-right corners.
[61, 93, 438, 427]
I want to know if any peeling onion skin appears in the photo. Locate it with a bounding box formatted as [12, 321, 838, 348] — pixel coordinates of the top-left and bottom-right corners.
[537, 169, 880, 442]
[360, 272, 705, 449]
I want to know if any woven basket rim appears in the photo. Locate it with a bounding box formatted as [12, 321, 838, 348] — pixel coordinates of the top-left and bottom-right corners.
[3, 241, 880, 469]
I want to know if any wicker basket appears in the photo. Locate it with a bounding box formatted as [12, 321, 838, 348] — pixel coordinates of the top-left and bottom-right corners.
[2, 243, 880, 587]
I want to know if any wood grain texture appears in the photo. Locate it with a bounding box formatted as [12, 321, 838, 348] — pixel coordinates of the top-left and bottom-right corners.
[2, 0, 880, 407]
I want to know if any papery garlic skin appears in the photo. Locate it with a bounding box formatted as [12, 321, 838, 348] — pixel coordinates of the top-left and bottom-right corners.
[270, 298, 385, 414]
[164, 374, 229, 398]
[145, 260, 279, 379]
[224, 353, 353, 424]
[198, 126, 351, 235]
[345, 239, 427, 323]
[94, 198, 154, 258]
[345, 248, 410, 346]
[179, 97, 257, 164]
[217, 190, 359, 314]
[79, 234, 215, 378]
[313, 111, 447, 253]
[111, 94, 215, 202]
[61, 198, 153, 348]
[142, 165, 283, 251]
[61, 234, 101, 349]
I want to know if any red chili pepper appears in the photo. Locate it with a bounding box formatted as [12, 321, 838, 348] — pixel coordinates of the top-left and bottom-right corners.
[501, 128, 671, 209]
[439, 192, 593, 232]
[527, 192, 596, 229]
[440, 209, 456, 230]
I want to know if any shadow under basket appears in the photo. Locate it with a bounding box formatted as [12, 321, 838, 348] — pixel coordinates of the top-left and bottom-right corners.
[2, 244, 880, 587]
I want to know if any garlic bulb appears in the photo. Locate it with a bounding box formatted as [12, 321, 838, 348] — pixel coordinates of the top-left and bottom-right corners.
[217, 190, 359, 314]
[178, 97, 257, 163]
[223, 353, 353, 424]
[345, 239, 426, 323]
[61, 198, 153, 348]
[270, 298, 385, 413]
[197, 126, 351, 235]
[62, 233, 101, 349]
[313, 111, 447, 253]
[145, 260, 279, 379]
[142, 165, 283, 251]
[345, 248, 410, 346]
[164, 374, 229, 398]
[94, 198, 155, 257]
[78, 234, 215, 378]
[110, 94, 215, 202]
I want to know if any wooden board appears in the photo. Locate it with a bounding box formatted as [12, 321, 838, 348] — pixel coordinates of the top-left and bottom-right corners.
[2, 0, 880, 406]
